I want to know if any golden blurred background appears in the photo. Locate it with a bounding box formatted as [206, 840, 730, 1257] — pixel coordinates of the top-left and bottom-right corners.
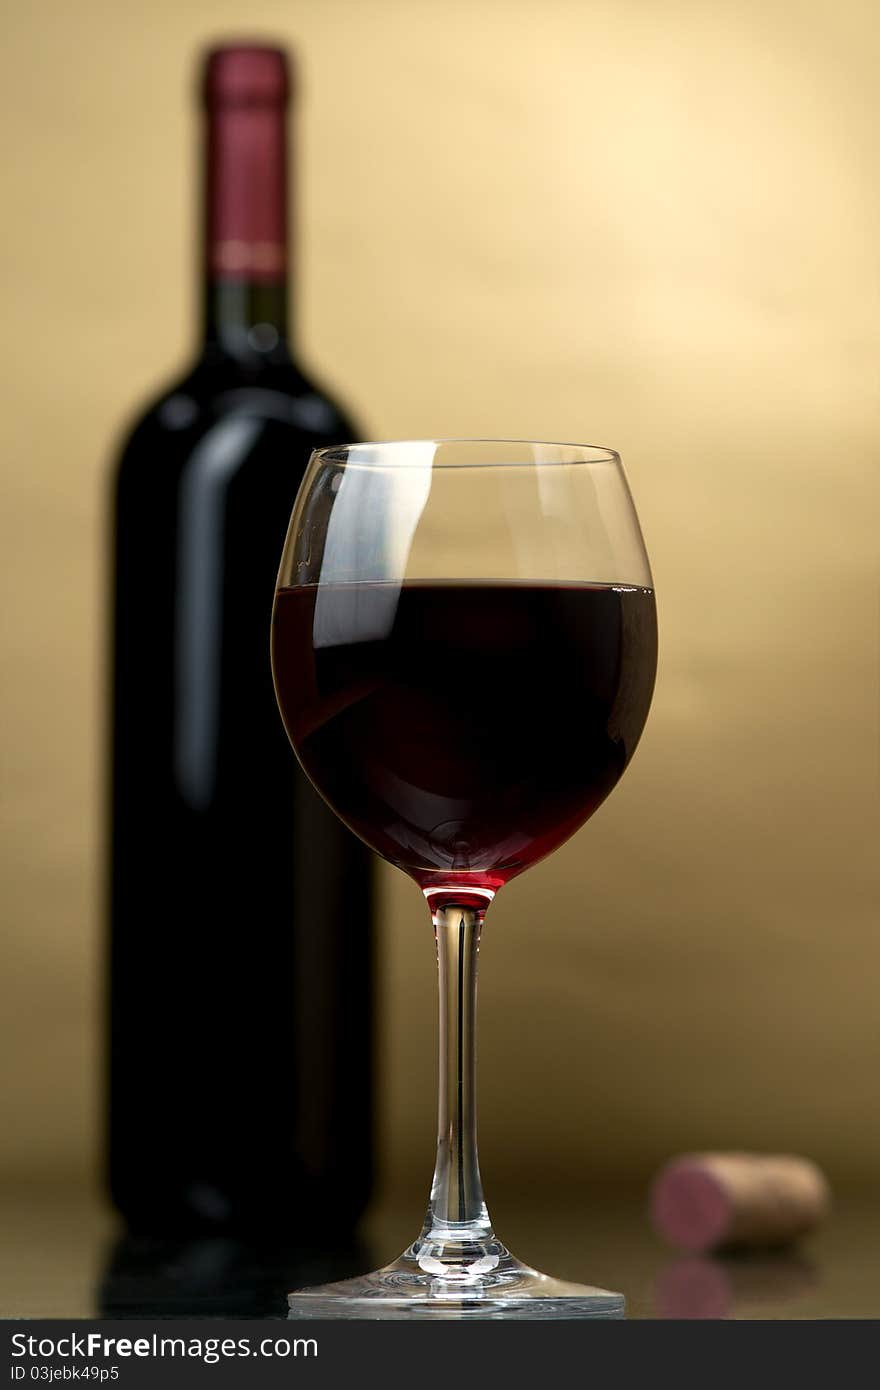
[2, 0, 878, 1219]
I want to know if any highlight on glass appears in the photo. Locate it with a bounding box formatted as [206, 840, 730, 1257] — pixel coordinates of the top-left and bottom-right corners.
[271, 439, 658, 1317]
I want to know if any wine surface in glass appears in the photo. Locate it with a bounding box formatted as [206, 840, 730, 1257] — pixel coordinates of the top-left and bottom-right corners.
[272, 580, 657, 898]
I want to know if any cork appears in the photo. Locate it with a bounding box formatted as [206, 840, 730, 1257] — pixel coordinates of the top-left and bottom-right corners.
[649, 1153, 831, 1253]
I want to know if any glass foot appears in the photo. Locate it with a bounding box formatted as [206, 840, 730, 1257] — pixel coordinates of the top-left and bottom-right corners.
[287, 1239, 624, 1319]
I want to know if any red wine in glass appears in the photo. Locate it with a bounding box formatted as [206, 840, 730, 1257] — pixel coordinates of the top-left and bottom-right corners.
[272, 579, 656, 909]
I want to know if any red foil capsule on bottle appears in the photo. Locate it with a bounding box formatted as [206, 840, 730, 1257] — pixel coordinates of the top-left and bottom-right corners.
[202, 46, 291, 283]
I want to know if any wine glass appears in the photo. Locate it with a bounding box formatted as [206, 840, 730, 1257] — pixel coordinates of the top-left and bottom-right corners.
[271, 439, 657, 1318]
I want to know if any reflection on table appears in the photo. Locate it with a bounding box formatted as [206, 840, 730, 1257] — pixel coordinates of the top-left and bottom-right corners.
[1, 1186, 877, 1319]
[654, 1253, 819, 1319]
[98, 1234, 372, 1319]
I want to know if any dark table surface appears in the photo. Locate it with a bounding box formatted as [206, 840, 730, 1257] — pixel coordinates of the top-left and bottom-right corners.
[3, 1184, 878, 1320]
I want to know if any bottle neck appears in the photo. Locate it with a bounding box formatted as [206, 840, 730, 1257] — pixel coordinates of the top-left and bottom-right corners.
[203, 280, 289, 358]
[202, 94, 292, 358]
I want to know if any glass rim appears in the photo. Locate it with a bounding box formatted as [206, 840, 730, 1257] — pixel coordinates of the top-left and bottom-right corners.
[308, 438, 621, 468]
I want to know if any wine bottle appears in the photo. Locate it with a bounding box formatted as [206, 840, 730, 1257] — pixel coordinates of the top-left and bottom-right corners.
[107, 44, 373, 1235]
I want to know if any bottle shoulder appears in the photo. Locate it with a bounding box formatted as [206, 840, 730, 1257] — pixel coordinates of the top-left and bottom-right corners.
[113, 352, 359, 481]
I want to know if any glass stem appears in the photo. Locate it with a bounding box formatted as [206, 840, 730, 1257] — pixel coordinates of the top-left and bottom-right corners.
[411, 903, 498, 1266]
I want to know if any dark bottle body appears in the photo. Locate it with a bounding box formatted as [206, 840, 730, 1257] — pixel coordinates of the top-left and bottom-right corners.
[107, 46, 373, 1236]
